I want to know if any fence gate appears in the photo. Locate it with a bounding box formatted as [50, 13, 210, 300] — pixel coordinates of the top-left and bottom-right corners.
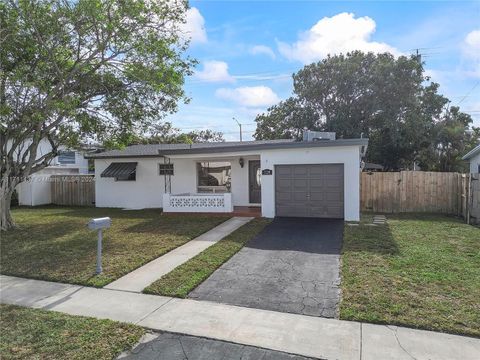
[360, 171, 468, 216]
[51, 175, 95, 206]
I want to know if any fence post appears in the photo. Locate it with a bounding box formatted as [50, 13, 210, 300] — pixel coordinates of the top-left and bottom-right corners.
[466, 174, 471, 225]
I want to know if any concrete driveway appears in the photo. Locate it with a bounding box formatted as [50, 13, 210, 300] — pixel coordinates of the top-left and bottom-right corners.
[119, 332, 316, 359]
[189, 217, 343, 318]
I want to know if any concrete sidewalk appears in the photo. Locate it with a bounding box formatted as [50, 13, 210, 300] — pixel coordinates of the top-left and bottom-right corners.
[1, 275, 479, 360]
[105, 217, 253, 292]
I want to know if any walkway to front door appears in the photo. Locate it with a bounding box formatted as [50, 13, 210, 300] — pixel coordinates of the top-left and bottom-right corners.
[189, 217, 343, 318]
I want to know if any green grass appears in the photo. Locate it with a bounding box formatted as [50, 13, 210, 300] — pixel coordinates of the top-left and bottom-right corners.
[341, 213, 480, 337]
[1, 206, 228, 287]
[144, 218, 271, 297]
[0, 304, 144, 360]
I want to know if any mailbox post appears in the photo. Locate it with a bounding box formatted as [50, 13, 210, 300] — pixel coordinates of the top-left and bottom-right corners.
[87, 217, 111, 274]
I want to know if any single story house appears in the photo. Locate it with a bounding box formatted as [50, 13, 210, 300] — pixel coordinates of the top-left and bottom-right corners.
[87, 132, 368, 221]
[462, 144, 480, 174]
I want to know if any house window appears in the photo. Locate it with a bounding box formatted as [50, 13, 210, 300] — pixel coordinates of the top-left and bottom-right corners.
[115, 173, 136, 181]
[197, 162, 231, 193]
[159, 163, 174, 175]
[58, 151, 76, 164]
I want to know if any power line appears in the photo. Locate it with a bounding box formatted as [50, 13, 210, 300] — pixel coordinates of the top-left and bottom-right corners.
[222, 130, 255, 135]
[170, 122, 256, 131]
[409, 47, 444, 52]
[186, 67, 298, 85]
[457, 81, 480, 105]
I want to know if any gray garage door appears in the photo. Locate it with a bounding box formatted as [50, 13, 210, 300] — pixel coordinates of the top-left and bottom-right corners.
[275, 164, 344, 218]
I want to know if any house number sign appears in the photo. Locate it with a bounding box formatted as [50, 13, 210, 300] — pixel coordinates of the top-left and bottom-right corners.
[262, 169, 273, 175]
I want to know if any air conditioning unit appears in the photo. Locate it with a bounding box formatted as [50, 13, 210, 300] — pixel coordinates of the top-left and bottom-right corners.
[302, 130, 336, 142]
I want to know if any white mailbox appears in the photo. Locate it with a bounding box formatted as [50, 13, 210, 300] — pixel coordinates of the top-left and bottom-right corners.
[87, 217, 111, 274]
[88, 217, 111, 230]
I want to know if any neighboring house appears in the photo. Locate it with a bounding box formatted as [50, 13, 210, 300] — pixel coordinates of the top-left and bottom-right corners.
[15, 139, 90, 206]
[87, 131, 368, 221]
[462, 144, 480, 174]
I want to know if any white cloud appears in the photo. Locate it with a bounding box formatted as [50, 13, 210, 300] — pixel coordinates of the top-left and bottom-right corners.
[463, 29, 480, 77]
[463, 29, 480, 56]
[195, 61, 235, 83]
[250, 45, 276, 59]
[215, 86, 280, 107]
[181, 7, 207, 44]
[277, 12, 399, 63]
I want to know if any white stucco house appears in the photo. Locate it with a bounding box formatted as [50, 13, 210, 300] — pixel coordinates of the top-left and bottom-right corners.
[462, 144, 480, 174]
[88, 132, 368, 221]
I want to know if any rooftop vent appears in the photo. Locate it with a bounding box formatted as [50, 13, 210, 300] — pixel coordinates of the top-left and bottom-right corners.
[302, 130, 336, 142]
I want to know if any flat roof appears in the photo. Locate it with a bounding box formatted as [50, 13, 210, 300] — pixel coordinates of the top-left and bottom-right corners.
[86, 138, 368, 159]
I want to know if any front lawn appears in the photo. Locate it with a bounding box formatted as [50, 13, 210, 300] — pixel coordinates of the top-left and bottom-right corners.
[1, 206, 228, 287]
[341, 213, 480, 337]
[144, 218, 271, 297]
[0, 304, 144, 360]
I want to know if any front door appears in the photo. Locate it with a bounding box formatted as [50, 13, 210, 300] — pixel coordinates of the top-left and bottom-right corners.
[249, 160, 261, 203]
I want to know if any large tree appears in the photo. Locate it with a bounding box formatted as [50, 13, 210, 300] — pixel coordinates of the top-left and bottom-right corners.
[254, 51, 477, 170]
[0, 0, 194, 230]
[418, 106, 479, 172]
[254, 97, 318, 140]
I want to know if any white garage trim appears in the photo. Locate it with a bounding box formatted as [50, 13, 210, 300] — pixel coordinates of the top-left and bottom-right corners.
[260, 146, 361, 221]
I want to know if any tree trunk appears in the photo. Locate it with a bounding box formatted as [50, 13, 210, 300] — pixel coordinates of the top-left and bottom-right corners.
[0, 186, 15, 231]
[0, 166, 17, 231]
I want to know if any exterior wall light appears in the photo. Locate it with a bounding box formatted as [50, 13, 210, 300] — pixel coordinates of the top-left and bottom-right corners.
[239, 158, 244, 168]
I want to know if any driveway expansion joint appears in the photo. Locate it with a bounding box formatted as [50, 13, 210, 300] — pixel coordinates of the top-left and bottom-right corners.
[134, 297, 175, 326]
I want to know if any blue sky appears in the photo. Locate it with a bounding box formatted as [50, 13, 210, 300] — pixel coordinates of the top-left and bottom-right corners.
[168, 1, 480, 140]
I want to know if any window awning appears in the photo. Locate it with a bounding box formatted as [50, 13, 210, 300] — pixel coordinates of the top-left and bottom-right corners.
[101, 162, 137, 178]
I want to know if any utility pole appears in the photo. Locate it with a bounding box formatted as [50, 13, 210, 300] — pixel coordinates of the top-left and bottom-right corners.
[415, 48, 422, 63]
[233, 117, 243, 142]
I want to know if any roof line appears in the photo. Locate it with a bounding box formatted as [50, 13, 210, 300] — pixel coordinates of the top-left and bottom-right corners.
[86, 138, 369, 159]
[86, 154, 164, 159]
[462, 144, 480, 160]
[158, 138, 368, 155]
